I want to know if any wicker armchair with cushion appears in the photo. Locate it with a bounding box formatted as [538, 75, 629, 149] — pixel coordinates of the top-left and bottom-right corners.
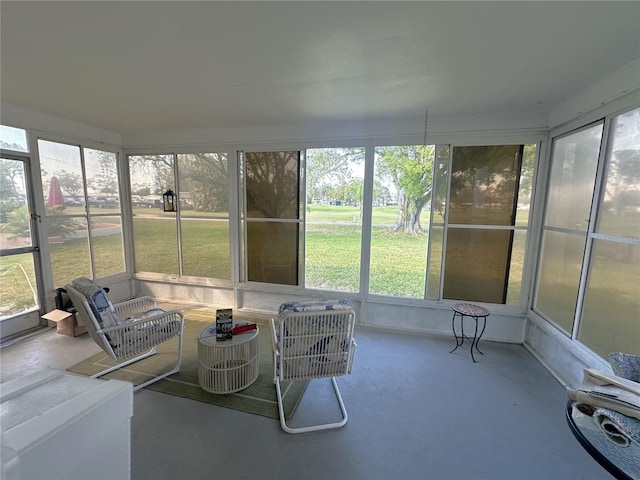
[65, 277, 184, 391]
[271, 299, 357, 434]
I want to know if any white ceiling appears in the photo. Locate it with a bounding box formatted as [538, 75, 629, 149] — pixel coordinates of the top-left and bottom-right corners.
[1, 1, 639, 135]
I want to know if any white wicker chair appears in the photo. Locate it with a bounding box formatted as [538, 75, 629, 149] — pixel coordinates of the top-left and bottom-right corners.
[65, 279, 184, 391]
[271, 300, 357, 434]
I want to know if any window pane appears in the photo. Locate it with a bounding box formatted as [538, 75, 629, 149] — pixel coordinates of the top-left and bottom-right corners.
[597, 108, 640, 239]
[431, 147, 449, 225]
[305, 147, 364, 292]
[449, 145, 522, 225]
[426, 148, 449, 299]
[245, 151, 299, 219]
[39, 140, 91, 286]
[247, 221, 298, 285]
[85, 148, 124, 279]
[0, 157, 31, 248]
[579, 108, 640, 357]
[129, 154, 174, 209]
[177, 153, 228, 214]
[85, 148, 119, 214]
[545, 124, 602, 230]
[443, 145, 523, 303]
[49, 217, 91, 287]
[370, 145, 434, 297]
[132, 217, 178, 274]
[177, 153, 230, 280]
[516, 144, 537, 226]
[0, 125, 28, 152]
[534, 124, 602, 334]
[39, 140, 84, 216]
[579, 240, 640, 356]
[443, 228, 512, 303]
[129, 155, 178, 274]
[426, 226, 443, 299]
[91, 215, 124, 278]
[244, 151, 300, 285]
[180, 219, 230, 279]
[534, 230, 586, 333]
[506, 230, 527, 305]
[0, 253, 37, 317]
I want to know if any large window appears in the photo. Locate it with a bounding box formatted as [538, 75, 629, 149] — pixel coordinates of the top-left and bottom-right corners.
[368, 143, 534, 304]
[129, 153, 231, 279]
[38, 140, 124, 287]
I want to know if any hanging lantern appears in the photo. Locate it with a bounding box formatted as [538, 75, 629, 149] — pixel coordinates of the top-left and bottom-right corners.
[162, 189, 176, 212]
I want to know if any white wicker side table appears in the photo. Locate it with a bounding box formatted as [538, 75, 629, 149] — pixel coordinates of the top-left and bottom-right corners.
[197, 325, 259, 394]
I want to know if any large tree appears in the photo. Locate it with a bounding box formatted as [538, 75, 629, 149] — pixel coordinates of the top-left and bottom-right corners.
[376, 145, 435, 234]
[178, 153, 228, 212]
[0, 160, 20, 201]
[306, 148, 364, 203]
[56, 171, 83, 198]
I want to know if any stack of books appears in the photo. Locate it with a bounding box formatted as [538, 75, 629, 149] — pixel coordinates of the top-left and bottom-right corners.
[215, 308, 257, 340]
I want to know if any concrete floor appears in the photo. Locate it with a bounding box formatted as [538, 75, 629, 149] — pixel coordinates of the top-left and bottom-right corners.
[1, 323, 610, 480]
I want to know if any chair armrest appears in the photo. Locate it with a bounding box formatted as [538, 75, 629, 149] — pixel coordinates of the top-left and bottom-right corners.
[269, 318, 280, 354]
[347, 338, 357, 374]
[99, 309, 183, 334]
[97, 310, 184, 359]
[113, 296, 157, 320]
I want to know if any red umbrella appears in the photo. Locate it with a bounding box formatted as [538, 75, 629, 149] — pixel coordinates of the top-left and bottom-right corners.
[47, 176, 65, 209]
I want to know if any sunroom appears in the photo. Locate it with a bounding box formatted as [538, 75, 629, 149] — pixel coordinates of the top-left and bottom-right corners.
[0, 1, 639, 393]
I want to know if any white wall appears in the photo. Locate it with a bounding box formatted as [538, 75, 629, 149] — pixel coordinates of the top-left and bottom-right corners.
[120, 111, 548, 149]
[1, 102, 121, 146]
[548, 59, 640, 129]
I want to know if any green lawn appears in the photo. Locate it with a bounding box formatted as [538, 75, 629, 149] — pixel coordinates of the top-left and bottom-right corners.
[0, 204, 498, 313]
[5, 203, 636, 358]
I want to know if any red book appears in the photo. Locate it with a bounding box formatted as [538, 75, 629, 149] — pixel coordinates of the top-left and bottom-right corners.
[232, 323, 257, 335]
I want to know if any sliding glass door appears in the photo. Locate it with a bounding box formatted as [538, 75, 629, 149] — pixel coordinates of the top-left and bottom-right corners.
[0, 154, 42, 339]
[533, 123, 603, 334]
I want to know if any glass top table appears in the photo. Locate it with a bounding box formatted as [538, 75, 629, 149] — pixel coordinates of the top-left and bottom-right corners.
[566, 400, 640, 480]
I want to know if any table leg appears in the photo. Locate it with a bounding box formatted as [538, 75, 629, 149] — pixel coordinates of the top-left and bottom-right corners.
[474, 316, 487, 354]
[449, 312, 464, 354]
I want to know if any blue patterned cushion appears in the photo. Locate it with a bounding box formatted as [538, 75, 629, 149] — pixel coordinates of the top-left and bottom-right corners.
[71, 277, 120, 328]
[594, 407, 640, 447]
[608, 352, 640, 383]
[278, 299, 353, 313]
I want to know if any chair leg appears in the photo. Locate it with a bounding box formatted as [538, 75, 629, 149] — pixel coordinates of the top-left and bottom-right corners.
[90, 328, 184, 392]
[134, 328, 184, 392]
[276, 376, 348, 434]
[90, 347, 157, 380]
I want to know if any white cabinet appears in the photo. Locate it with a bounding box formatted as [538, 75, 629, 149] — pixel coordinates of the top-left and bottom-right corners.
[1, 369, 133, 480]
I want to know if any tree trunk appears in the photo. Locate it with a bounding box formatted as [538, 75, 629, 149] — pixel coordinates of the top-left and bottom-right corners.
[392, 189, 408, 232]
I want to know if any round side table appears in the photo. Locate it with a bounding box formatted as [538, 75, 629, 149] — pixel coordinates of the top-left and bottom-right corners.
[197, 325, 259, 394]
[449, 303, 490, 363]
